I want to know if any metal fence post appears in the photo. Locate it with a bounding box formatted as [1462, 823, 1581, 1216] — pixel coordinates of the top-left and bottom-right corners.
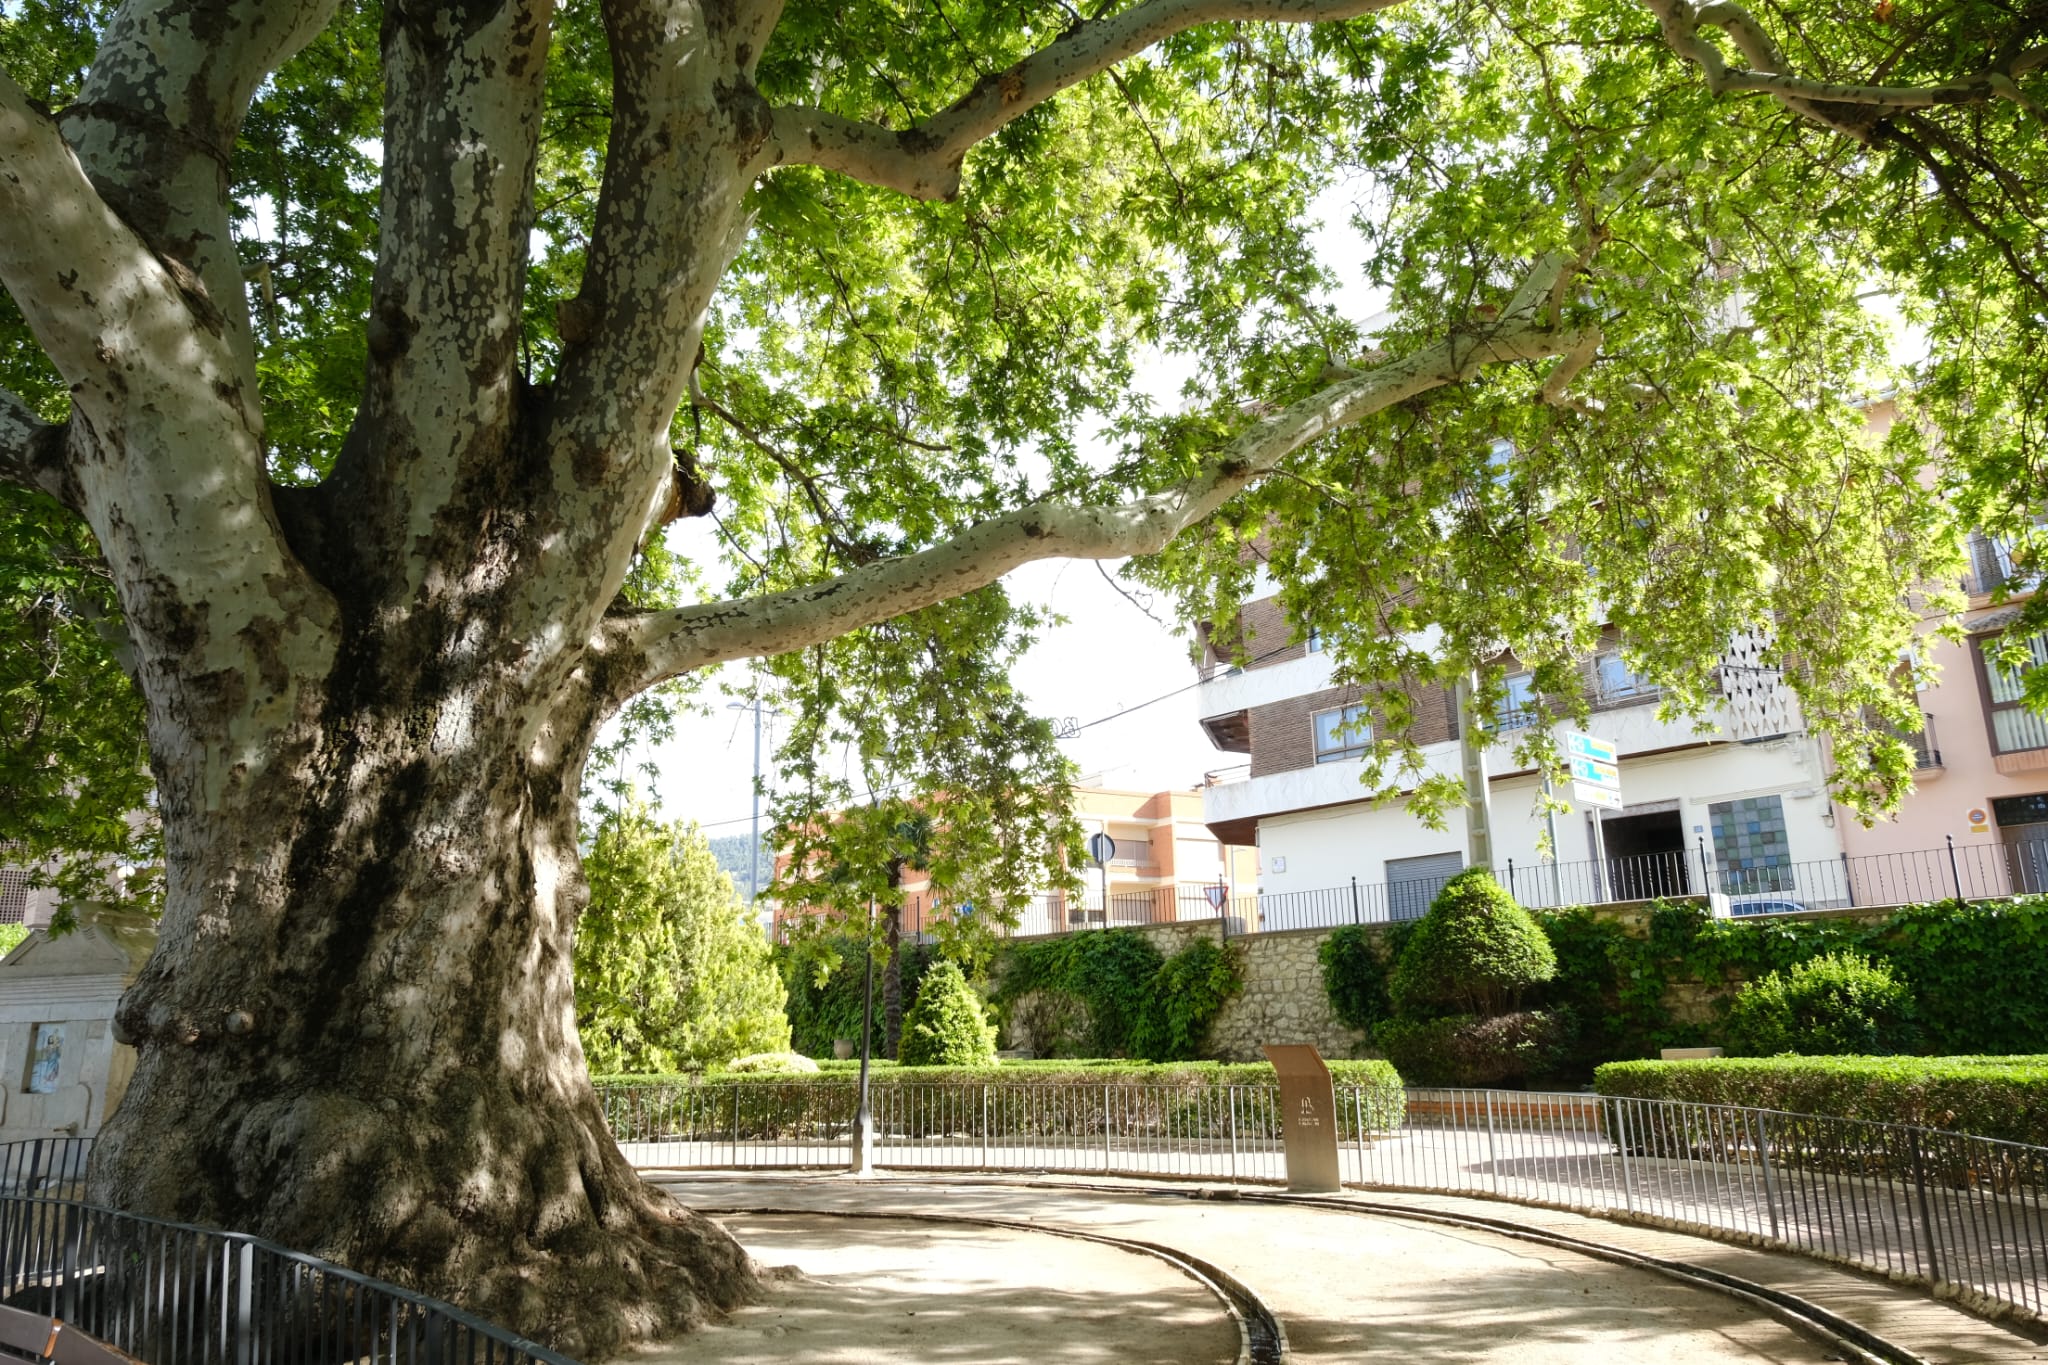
[1697, 836, 1713, 896]
[1751, 1109, 1781, 1241]
[1946, 834, 1965, 902]
[1909, 1130, 1944, 1286]
[1103, 1084, 1114, 1174]
[1613, 1100, 1637, 1214]
[234, 1240, 257, 1365]
[981, 1085, 991, 1172]
[1349, 876, 1362, 925]
[1352, 1086, 1365, 1186]
[1485, 1090, 1500, 1195]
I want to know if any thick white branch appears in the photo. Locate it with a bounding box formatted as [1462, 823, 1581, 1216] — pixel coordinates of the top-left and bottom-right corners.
[1647, 0, 2045, 135]
[611, 315, 1591, 691]
[62, 0, 343, 404]
[0, 387, 76, 507]
[769, 0, 1405, 199]
[1, 62, 335, 692]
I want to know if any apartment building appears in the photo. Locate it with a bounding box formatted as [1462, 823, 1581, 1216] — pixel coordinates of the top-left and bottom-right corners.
[1834, 528, 2048, 897]
[770, 783, 1257, 940]
[1195, 581, 1845, 922]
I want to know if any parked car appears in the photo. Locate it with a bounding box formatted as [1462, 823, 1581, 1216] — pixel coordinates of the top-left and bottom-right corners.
[1726, 894, 1811, 917]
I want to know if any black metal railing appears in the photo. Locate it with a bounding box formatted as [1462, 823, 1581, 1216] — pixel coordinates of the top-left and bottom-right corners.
[603, 1079, 2048, 1323]
[980, 837, 2048, 940]
[0, 1140, 576, 1365]
[1381, 1090, 2048, 1320]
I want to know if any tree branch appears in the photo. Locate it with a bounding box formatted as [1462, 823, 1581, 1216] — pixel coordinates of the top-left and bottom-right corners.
[3, 62, 335, 683]
[60, 0, 343, 404]
[1645, 0, 2046, 137]
[319, 0, 554, 599]
[603, 258, 1597, 696]
[769, 0, 1407, 199]
[0, 388, 78, 510]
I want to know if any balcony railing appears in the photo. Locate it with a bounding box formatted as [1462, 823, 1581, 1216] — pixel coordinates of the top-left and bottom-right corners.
[973, 837, 2048, 941]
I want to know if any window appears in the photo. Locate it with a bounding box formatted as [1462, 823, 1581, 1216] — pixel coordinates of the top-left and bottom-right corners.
[1306, 627, 1323, 654]
[1708, 794, 1792, 895]
[1495, 672, 1537, 730]
[1982, 632, 2048, 755]
[1595, 652, 1656, 702]
[1313, 705, 1370, 763]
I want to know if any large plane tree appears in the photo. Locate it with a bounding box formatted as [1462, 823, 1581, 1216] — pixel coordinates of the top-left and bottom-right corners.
[0, 0, 2039, 1353]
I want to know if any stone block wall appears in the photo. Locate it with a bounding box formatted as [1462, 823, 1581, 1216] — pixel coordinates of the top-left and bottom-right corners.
[1125, 921, 1370, 1062]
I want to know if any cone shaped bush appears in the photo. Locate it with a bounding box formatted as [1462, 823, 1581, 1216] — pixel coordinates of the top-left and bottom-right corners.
[899, 960, 999, 1066]
[1389, 869, 1557, 1018]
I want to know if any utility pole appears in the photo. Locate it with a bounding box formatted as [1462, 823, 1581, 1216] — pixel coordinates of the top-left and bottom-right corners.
[726, 698, 769, 906]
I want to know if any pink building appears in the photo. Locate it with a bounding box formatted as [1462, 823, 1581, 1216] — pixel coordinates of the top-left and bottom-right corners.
[1834, 528, 2047, 901]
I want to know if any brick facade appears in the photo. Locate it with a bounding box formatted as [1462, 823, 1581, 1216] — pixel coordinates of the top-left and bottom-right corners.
[1247, 679, 1459, 778]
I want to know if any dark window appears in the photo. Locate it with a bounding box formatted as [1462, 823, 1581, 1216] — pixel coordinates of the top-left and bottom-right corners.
[1993, 793, 2048, 828]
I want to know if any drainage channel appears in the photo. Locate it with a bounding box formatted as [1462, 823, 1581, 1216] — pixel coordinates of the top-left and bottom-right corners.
[710, 1204, 1287, 1365]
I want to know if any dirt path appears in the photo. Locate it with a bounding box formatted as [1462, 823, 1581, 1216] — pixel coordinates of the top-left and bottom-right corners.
[641, 1175, 1872, 1363]
[633, 1209, 1240, 1364]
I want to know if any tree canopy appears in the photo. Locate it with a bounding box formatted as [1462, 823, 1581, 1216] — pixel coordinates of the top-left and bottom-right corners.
[2, 0, 2039, 882]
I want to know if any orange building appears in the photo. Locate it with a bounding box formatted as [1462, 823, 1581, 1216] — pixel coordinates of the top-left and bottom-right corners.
[771, 783, 1257, 940]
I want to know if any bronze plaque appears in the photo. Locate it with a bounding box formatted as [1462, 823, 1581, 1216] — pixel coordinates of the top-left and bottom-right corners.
[1263, 1044, 1341, 1193]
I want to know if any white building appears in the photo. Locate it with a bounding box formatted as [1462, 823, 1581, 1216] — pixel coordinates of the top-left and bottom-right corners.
[1195, 585, 1843, 925]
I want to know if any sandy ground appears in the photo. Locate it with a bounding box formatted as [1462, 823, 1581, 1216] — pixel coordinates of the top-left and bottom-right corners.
[637, 1177, 1856, 1364]
[632, 1210, 1239, 1364]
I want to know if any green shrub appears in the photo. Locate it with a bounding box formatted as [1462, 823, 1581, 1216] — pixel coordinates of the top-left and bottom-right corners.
[722, 1050, 820, 1075]
[1594, 1055, 2048, 1145]
[1318, 925, 1393, 1032]
[993, 929, 1165, 1056]
[1373, 1010, 1571, 1086]
[1389, 870, 1557, 1018]
[991, 930, 1242, 1061]
[1129, 939, 1243, 1062]
[899, 961, 998, 1066]
[1723, 951, 1917, 1056]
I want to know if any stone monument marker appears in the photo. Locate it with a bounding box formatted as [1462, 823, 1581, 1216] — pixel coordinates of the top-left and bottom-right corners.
[1263, 1043, 1341, 1193]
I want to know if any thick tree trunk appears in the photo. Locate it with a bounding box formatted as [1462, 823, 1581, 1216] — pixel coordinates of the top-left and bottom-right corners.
[91, 660, 758, 1358]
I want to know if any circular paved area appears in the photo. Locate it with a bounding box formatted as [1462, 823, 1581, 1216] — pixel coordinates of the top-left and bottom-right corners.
[642, 1174, 1950, 1363]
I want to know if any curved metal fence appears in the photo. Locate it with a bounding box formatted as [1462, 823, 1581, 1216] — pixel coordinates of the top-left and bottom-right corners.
[0, 1139, 576, 1365]
[602, 1079, 2048, 1324]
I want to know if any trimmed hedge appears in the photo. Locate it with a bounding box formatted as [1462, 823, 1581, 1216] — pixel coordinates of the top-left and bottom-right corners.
[597, 1058, 1408, 1133]
[1374, 1010, 1571, 1086]
[899, 961, 998, 1066]
[1593, 1055, 2048, 1146]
